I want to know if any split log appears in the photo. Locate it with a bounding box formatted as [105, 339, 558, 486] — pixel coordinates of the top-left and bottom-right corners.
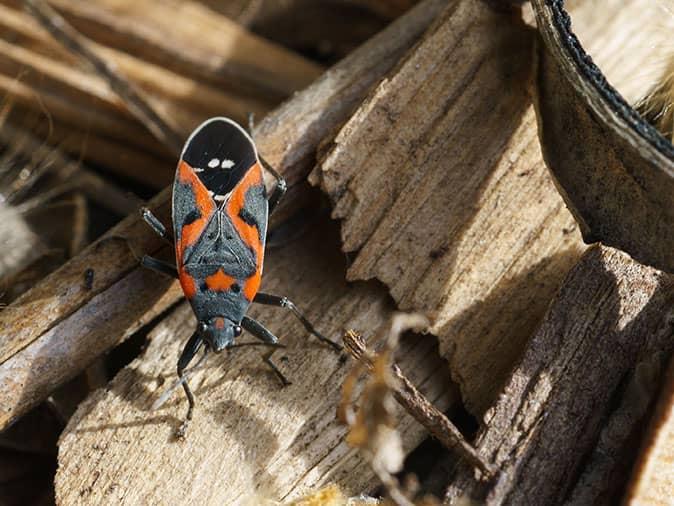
[310, 0, 586, 415]
[444, 245, 674, 505]
[55, 222, 457, 504]
[0, 0, 446, 430]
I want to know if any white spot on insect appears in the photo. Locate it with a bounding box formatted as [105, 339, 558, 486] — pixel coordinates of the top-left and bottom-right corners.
[193, 167, 204, 172]
[207, 190, 214, 197]
[221, 159, 235, 169]
[214, 194, 227, 201]
[208, 158, 220, 168]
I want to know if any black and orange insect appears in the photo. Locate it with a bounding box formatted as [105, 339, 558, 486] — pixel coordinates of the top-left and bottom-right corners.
[140, 117, 340, 430]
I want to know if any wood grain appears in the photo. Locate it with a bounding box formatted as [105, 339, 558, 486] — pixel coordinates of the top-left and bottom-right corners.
[310, 0, 585, 415]
[55, 223, 457, 505]
[444, 246, 674, 505]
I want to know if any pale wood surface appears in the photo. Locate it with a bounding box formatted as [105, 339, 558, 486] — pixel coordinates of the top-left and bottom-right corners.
[625, 355, 674, 506]
[0, 0, 445, 431]
[55, 224, 456, 505]
[310, 0, 586, 415]
[443, 245, 674, 505]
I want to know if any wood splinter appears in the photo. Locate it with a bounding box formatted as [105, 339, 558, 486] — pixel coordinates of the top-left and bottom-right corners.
[342, 320, 495, 478]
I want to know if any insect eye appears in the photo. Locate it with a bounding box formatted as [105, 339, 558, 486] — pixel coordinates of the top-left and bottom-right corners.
[231, 283, 241, 293]
[199, 322, 208, 333]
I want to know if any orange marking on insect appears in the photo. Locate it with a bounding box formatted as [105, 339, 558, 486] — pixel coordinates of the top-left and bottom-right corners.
[205, 269, 237, 292]
[179, 271, 197, 299]
[214, 317, 225, 329]
[243, 270, 262, 301]
[226, 163, 264, 301]
[176, 160, 216, 266]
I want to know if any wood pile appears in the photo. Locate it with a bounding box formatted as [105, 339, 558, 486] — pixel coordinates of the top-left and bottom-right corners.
[0, 0, 672, 505]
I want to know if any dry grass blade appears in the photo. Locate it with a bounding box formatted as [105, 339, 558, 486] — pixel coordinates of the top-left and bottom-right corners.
[23, 0, 183, 153]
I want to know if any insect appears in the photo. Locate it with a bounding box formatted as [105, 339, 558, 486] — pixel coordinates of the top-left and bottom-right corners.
[140, 117, 341, 433]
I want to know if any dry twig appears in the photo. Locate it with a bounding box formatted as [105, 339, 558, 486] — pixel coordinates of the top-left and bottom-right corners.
[342, 315, 494, 479]
[340, 313, 491, 505]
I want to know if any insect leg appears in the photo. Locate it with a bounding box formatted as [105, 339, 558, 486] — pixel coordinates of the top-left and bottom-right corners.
[253, 293, 342, 351]
[241, 316, 292, 386]
[140, 207, 174, 245]
[259, 156, 287, 215]
[141, 255, 178, 279]
[175, 331, 204, 437]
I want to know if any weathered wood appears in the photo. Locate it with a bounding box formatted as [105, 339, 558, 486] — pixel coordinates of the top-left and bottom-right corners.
[253, 0, 446, 189]
[310, 0, 585, 415]
[443, 246, 674, 505]
[0, 0, 446, 430]
[55, 223, 457, 504]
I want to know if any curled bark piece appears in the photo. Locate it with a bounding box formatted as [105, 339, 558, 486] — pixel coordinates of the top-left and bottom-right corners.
[531, 0, 674, 273]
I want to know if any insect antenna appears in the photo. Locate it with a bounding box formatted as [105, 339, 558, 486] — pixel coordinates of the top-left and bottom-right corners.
[151, 343, 285, 410]
[151, 349, 210, 411]
[227, 342, 286, 350]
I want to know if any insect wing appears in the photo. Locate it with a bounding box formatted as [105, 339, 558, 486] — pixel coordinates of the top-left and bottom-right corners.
[180, 117, 258, 202]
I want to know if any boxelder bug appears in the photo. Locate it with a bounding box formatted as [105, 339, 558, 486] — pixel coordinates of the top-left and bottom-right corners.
[141, 117, 341, 434]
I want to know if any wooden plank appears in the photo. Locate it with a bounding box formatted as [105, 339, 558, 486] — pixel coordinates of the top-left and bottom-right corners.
[444, 246, 674, 505]
[310, 0, 586, 415]
[55, 223, 457, 504]
[0, 0, 447, 430]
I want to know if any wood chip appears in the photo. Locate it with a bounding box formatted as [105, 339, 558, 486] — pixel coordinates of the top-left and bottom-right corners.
[55, 224, 456, 504]
[310, 0, 585, 414]
[625, 354, 674, 506]
[444, 246, 674, 505]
